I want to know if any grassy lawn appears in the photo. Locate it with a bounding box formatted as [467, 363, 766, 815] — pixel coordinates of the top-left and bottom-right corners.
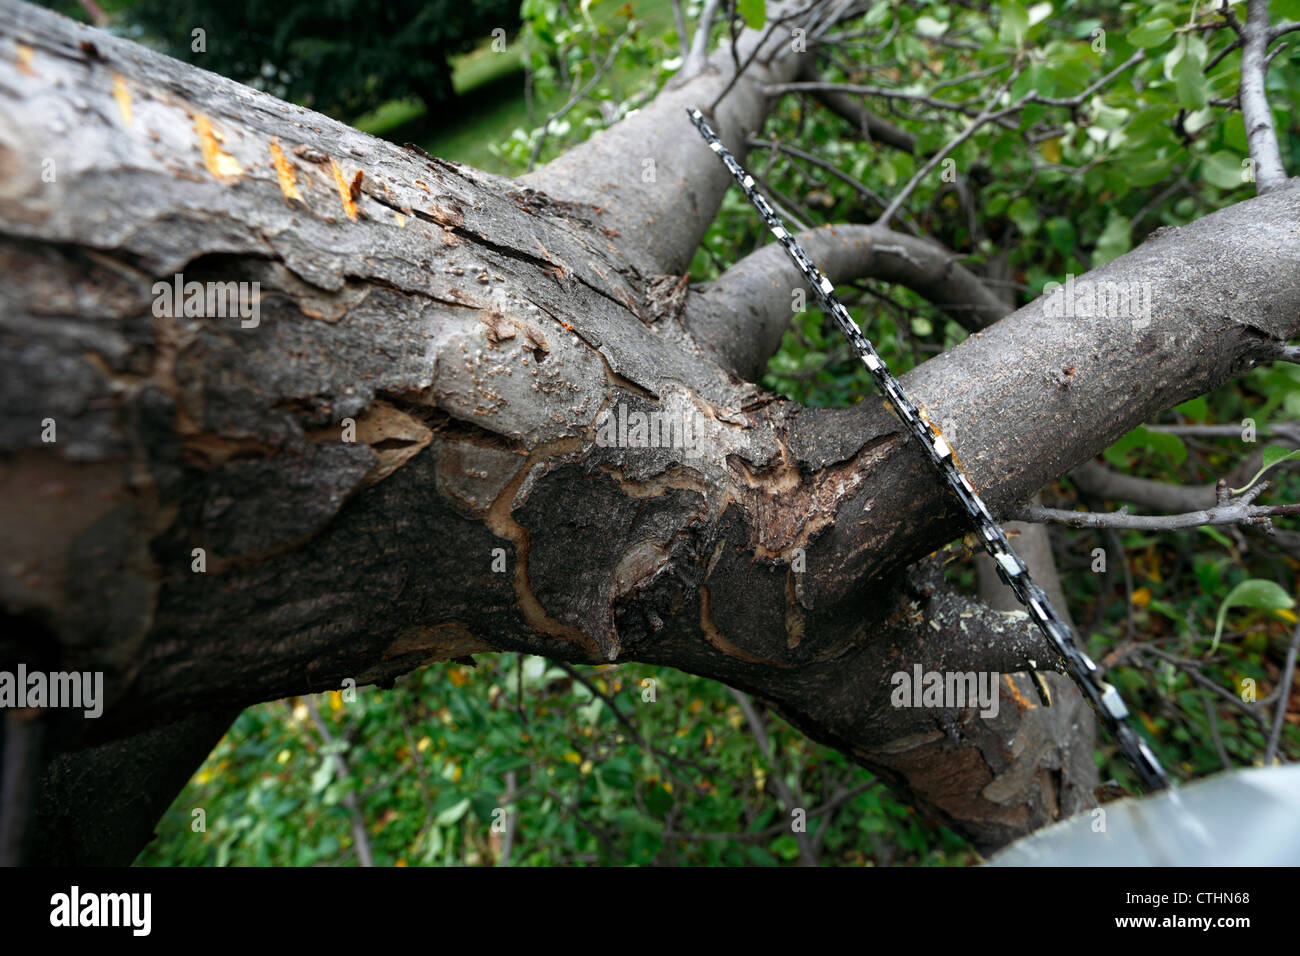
[354, 0, 679, 175]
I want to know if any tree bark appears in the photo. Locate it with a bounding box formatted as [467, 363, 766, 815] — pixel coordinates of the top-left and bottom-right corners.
[1, 1, 1298, 862]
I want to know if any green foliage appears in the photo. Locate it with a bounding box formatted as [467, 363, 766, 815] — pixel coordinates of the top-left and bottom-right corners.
[141, 660, 974, 866]
[121, 0, 521, 118]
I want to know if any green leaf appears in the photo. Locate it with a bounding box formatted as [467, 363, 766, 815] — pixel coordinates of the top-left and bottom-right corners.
[1102, 425, 1186, 467]
[1197, 525, 1234, 548]
[1166, 35, 1208, 110]
[645, 783, 674, 816]
[1175, 50, 1207, 110]
[310, 756, 334, 795]
[1126, 18, 1175, 48]
[1008, 196, 1039, 236]
[1045, 217, 1076, 256]
[770, 833, 801, 860]
[998, 1, 1029, 46]
[914, 16, 946, 38]
[738, 0, 765, 31]
[1026, 3, 1053, 29]
[1201, 151, 1248, 190]
[863, 3, 891, 27]
[1211, 580, 1295, 654]
[435, 797, 472, 826]
[1174, 396, 1209, 421]
[1092, 211, 1132, 267]
[1230, 445, 1300, 494]
[1223, 112, 1248, 152]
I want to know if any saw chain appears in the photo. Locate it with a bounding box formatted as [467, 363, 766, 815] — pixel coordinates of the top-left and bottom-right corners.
[688, 106, 1169, 792]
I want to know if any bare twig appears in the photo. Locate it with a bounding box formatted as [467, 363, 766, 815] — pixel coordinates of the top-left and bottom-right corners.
[729, 689, 818, 865]
[1236, 0, 1290, 191]
[1272, 20, 1300, 40]
[1016, 483, 1300, 531]
[500, 770, 518, 865]
[672, 0, 689, 60]
[709, 1, 829, 113]
[1203, 692, 1234, 770]
[1264, 619, 1300, 764]
[877, 68, 1025, 227]
[683, 0, 723, 78]
[1029, 50, 1145, 107]
[663, 780, 878, 843]
[302, 697, 374, 867]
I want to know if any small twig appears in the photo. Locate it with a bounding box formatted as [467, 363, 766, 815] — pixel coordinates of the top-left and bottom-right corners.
[1029, 50, 1145, 107]
[1264, 619, 1300, 764]
[1202, 691, 1234, 770]
[1017, 483, 1299, 532]
[729, 689, 818, 866]
[709, 0, 827, 113]
[1271, 20, 1300, 41]
[671, 0, 689, 60]
[550, 661, 714, 779]
[663, 780, 878, 843]
[527, 27, 631, 170]
[683, 0, 723, 78]
[499, 770, 518, 865]
[747, 135, 901, 224]
[1107, 528, 1137, 642]
[302, 697, 374, 867]
[877, 68, 1026, 227]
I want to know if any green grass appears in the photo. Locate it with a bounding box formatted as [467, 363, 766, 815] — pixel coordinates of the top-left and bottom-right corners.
[355, 0, 680, 175]
[453, 40, 526, 94]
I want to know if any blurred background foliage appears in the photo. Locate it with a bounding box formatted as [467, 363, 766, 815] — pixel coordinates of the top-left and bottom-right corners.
[40, 0, 1300, 863]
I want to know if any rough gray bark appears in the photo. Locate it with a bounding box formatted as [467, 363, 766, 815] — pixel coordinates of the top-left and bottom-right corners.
[686, 223, 1009, 381]
[1, 1, 1299, 862]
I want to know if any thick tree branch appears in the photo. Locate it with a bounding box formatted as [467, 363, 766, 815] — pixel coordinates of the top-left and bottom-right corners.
[520, 1, 824, 276]
[684, 223, 1007, 380]
[1238, 0, 1291, 192]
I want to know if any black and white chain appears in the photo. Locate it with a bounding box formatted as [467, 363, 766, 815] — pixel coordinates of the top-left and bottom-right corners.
[688, 107, 1169, 792]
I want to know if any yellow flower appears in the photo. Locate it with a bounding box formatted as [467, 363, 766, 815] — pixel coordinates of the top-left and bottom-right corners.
[1132, 587, 1152, 608]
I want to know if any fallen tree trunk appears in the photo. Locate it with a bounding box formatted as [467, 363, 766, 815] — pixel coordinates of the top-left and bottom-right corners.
[1, 1, 1298, 862]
